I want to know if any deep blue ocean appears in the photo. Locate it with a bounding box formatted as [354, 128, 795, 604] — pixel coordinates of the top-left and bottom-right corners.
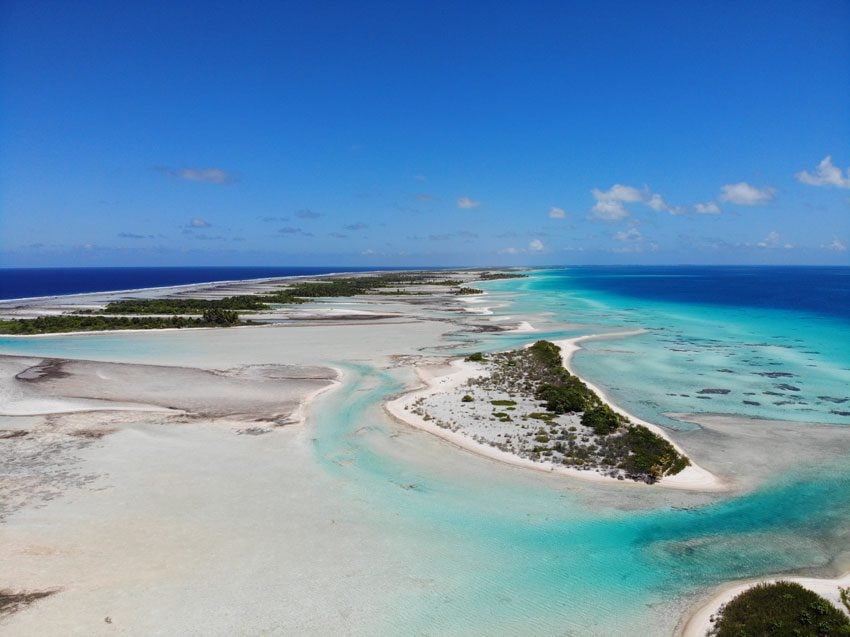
[0, 266, 421, 300]
[558, 265, 850, 321]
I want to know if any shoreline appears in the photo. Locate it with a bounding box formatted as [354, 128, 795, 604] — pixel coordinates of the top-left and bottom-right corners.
[552, 332, 725, 491]
[679, 571, 850, 636]
[0, 267, 452, 305]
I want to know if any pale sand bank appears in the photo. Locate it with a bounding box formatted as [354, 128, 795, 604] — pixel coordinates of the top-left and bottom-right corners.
[0, 355, 337, 426]
[680, 572, 850, 636]
[504, 320, 536, 333]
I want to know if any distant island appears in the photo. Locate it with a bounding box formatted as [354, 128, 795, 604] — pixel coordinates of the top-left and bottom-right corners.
[0, 271, 525, 334]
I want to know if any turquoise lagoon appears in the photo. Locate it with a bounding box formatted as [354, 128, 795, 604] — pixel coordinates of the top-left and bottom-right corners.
[2, 266, 850, 635]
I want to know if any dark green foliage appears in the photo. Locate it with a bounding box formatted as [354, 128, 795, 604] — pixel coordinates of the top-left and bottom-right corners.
[465, 352, 485, 362]
[0, 313, 246, 334]
[528, 340, 564, 370]
[490, 399, 516, 406]
[454, 287, 483, 295]
[537, 381, 589, 414]
[619, 425, 690, 479]
[103, 295, 273, 314]
[581, 405, 623, 435]
[461, 395, 474, 403]
[282, 273, 455, 298]
[710, 581, 850, 637]
[201, 308, 239, 325]
[477, 272, 528, 280]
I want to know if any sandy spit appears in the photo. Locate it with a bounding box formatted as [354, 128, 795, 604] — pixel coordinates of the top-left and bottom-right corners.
[385, 344, 724, 491]
[553, 332, 726, 491]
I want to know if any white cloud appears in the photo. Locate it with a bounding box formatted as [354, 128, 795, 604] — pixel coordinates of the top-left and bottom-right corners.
[529, 239, 544, 252]
[498, 246, 521, 255]
[548, 207, 566, 219]
[694, 201, 721, 214]
[719, 182, 775, 205]
[160, 167, 235, 184]
[590, 183, 684, 220]
[189, 217, 211, 228]
[614, 228, 642, 242]
[457, 196, 480, 209]
[646, 194, 667, 212]
[593, 184, 644, 203]
[823, 237, 847, 252]
[796, 156, 850, 188]
[757, 230, 782, 248]
[590, 198, 630, 221]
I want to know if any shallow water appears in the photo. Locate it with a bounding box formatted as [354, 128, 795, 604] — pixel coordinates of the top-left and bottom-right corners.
[477, 268, 850, 429]
[306, 360, 850, 635]
[2, 267, 850, 635]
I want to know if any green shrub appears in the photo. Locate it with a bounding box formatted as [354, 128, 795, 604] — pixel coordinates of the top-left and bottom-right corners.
[710, 581, 850, 637]
[581, 405, 622, 436]
[461, 395, 474, 403]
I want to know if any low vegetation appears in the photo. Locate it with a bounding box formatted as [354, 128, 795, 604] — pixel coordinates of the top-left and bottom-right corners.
[414, 340, 690, 483]
[709, 581, 850, 636]
[0, 310, 244, 334]
[101, 295, 274, 314]
[477, 272, 528, 280]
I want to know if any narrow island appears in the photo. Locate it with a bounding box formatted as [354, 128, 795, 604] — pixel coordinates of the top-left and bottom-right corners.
[0, 271, 497, 334]
[390, 340, 692, 484]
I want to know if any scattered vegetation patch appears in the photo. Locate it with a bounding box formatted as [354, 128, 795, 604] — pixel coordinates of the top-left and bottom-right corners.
[477, 272, 528, 281]
[465, 352, 486, 362]
[458, 340, 690, 483]
[709, 581, 850, 637]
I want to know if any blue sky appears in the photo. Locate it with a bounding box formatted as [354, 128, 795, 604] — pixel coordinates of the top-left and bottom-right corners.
[1, 1, 848, 266]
